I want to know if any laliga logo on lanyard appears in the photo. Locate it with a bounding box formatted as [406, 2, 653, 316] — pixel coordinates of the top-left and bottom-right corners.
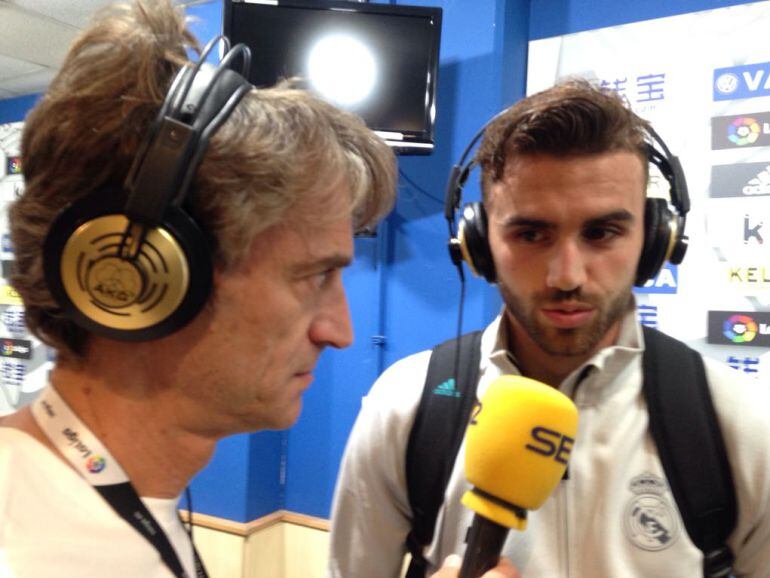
[87, 455, 107, 473]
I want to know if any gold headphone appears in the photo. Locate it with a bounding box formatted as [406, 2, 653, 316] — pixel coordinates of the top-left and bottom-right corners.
[43, 38, 252, 341]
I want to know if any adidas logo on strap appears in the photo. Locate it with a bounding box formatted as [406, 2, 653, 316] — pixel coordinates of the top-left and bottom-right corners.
[433, 378, 462, 398]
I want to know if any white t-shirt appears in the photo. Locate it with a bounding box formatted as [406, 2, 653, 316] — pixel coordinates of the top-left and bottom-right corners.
[0, 427, 196, 578]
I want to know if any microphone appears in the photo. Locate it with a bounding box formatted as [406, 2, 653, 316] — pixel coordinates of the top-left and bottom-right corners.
[459, 375, 579, 578]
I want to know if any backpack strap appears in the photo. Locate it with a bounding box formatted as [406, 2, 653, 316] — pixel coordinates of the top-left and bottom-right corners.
[404, 330, 483, 578]
[642, 326, 737, 578]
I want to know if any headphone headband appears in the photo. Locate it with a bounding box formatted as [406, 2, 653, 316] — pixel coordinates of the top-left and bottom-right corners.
[645, 124, 690, 215]
[124, 40, 252, 229]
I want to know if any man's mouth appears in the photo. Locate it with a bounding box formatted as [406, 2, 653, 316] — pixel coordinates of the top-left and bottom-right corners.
[540, 304, 595, 328]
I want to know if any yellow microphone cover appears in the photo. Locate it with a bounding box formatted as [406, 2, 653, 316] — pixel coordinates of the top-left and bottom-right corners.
[461, 375, 579, 530]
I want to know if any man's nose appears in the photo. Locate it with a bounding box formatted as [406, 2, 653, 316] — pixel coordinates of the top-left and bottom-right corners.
[545, 240, 587, 292]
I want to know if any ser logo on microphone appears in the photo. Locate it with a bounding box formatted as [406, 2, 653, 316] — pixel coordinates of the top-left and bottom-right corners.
[525, 426, 574, 465]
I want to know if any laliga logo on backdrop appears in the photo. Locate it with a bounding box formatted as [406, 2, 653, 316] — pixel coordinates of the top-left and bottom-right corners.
[728, 117, 761, 146]
[2, 340, 16, 356]
[1, 338, 32, 359]
[708, 310, 770, 347]
[6, 156, 22, 175]
[723, 314, 758, 343]
[711, 111, 770, 150]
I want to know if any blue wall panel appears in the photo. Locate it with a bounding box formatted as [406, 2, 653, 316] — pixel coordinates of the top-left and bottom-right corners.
[189, 433, 251, 522]
[246, 430, 285, 520]
[0, 94, 39, 124]
[285, 237, 385, 517]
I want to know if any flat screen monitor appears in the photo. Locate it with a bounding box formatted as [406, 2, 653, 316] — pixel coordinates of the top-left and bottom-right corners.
[223, 0, 443, 155]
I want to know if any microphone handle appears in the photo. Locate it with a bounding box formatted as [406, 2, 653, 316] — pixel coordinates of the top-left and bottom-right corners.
[459, 515, 509, 578]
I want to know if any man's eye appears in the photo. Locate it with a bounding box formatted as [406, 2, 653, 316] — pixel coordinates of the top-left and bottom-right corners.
[309, 269, 335, 288]
[515, 229, 546, 243]
[584, 226, 620, 242]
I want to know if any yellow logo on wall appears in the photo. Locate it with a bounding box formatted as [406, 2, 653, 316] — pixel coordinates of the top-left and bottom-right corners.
[728, 266, 770, 289]
[0, 284, 23, 305]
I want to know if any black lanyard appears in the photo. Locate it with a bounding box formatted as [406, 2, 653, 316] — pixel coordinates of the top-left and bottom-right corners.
[31, 386, 209, 578]
[96, 482, 207, 578]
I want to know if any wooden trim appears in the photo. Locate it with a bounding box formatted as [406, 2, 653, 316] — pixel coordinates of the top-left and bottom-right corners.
[179, 509, 330, 537]
[280, 511, 330, 532]
[245, 510, 287, 534]
[178, 510, 250, 537]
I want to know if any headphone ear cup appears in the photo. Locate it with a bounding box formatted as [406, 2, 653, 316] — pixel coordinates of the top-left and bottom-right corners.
[459, 202, 497, 283]
[43, 190, 213, 341]
[636, 197, 673, 287]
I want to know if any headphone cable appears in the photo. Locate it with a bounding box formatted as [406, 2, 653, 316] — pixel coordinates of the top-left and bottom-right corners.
[398, 168, 444, 205]
[183, 486, 195, 542]
[452, 261, 467, 386]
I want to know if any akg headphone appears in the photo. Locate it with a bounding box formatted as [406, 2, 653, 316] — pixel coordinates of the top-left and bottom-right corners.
[445, 113, 690, 287]
[43, 37, 253, 341]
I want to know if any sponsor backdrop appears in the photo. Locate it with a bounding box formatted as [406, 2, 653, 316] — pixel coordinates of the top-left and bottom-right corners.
[528, 0, 770, 382]
[0, 121, 52, 416]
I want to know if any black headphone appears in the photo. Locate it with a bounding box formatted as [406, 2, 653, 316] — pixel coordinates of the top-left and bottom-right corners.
[43, 37, 253, 341]
[445, 113, 690, 287]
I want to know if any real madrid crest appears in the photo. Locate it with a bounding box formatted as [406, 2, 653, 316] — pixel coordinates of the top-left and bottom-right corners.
[623, 472, 681, 551]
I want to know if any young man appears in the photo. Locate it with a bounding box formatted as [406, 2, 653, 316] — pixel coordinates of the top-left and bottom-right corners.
[329, 81, 770, 577]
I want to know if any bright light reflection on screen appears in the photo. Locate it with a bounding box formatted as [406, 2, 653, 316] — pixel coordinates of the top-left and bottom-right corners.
[307, 34, 377, 106]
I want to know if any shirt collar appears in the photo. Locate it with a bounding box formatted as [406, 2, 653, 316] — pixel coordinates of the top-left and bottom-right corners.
[485, 304, 644, 403]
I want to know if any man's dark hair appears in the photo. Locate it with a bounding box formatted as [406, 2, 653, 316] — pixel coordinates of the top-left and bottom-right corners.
[476, 78, 651, 197]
